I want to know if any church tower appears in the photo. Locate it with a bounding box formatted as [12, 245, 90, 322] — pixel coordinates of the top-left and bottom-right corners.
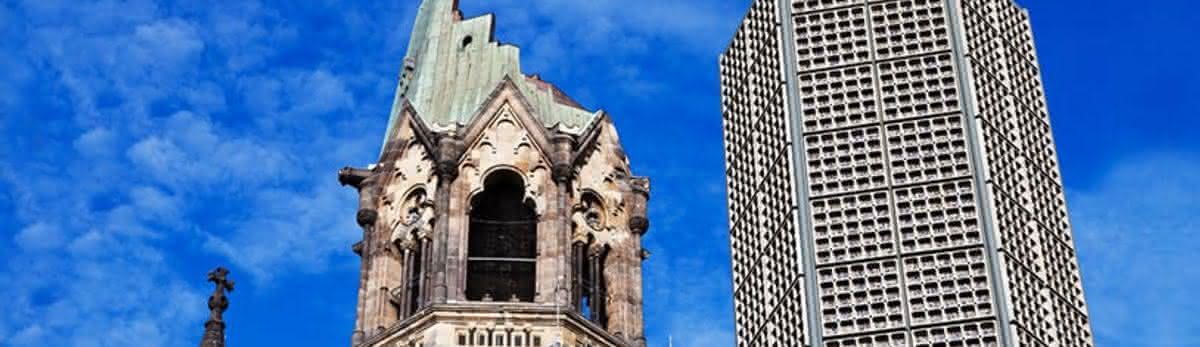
[338, 1, 650, 346]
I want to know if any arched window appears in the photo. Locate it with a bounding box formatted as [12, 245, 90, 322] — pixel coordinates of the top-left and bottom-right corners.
[467, 170, 537, 302]
[573, 192, 609, 327]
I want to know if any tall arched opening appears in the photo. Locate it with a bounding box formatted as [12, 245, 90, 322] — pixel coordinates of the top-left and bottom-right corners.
[466, 170, 537, 302]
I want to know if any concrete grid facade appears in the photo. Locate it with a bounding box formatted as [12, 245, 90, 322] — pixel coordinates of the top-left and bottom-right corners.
[719, 1, 1095, 346]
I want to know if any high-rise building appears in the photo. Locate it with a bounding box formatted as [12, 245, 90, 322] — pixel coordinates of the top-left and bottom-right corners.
[338, 1, 651, 346]
[719, 1, 1094, 346]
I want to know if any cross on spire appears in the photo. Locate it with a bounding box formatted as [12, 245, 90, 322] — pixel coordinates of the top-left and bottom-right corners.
[199, 266, 234, 347]
[207, 266, 235, 322]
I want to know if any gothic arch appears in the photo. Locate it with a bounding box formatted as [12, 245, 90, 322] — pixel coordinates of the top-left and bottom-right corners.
[465, 169, 538, 302]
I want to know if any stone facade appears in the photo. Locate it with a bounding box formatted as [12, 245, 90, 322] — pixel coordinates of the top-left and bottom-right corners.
[339, 1, 648, 347]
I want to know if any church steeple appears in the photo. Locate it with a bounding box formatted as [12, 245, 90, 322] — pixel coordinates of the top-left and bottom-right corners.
[380, 0, 602, 156]
[345, 2, 650, 347]
[404, 0, 456, 61]
[381, 0, 456, 148]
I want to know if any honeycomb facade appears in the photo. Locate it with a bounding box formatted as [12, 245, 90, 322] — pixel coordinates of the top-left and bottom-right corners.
[720, 1, 1094, 346]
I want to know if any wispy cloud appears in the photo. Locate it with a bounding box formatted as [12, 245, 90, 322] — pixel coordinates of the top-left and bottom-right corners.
[458, 0, 745, 105]
[1069, 153, 1200, 346]
[0, 0, 411, 345]
[0, 0, 747, 346]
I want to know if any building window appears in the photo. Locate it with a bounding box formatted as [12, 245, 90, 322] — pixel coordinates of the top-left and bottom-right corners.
[467, 170, 538, 302]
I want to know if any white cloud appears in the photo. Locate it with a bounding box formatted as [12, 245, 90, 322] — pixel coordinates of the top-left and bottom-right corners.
[14, 222, 65, 251]
[74, 127, 119, 157]
[130, 19, 205, 67]
[126, 111, 297, 190]
[3, 0, 739, 345]
[287, 69, 355, 117]
[455, 0, 743, 102]
[1069, 153, 1200, 346]
[204, 179, 360, 282]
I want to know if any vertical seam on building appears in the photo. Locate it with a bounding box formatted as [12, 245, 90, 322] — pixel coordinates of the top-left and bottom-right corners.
[942, 0, 1016, 346]
[862, 1, 918, 342]
[776, 1, 825, 346]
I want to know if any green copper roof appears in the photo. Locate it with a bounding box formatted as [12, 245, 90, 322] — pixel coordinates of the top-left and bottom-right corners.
[381, 0, 600, 149]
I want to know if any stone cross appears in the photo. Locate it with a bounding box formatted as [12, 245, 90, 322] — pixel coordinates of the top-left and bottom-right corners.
[207, 267, 235, 322]
[200, 267, 234, 347]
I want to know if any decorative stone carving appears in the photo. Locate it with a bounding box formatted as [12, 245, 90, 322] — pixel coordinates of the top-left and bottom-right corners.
[357, 209, 380, 227]
[391, 190, 435, 247]
[460, 105, 555, 216]
[572, 120, 637, 244]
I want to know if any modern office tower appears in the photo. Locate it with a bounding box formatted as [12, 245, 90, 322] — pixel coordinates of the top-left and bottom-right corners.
[720, 1, 1094, 346]
[337, 1, 651, 346]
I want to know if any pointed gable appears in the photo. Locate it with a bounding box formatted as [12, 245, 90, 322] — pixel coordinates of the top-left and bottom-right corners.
[458, 77, 555, 165]
[380, 101, 438, 163]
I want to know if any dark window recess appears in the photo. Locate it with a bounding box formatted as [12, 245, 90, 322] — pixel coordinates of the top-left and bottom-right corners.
[576, 238, 610, 328]
[408, 243, 423, 314]
[467, 170, 538, 302]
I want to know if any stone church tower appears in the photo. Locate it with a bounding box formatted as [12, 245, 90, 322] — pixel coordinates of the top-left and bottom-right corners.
[338, 1, 650, 346]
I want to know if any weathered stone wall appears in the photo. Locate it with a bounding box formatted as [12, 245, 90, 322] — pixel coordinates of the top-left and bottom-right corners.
[342, 79, 648, 347]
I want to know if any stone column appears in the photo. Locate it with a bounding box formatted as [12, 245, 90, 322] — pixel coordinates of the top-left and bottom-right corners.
[626, 179, 650, 347]
[394, 247, 410, 319]
[356, 207, 381, 336]
[418, 237, 433, 307]
[588, 245, 603, 323]
[551, 133, 576, 307]
[379, 243, 404, 330]
[340, 167, 379, 346]
[571, 241, 585, 311]
[352, 240, 368, 346]
[627, 216, 650, 347]
[431, 134, 463, 303]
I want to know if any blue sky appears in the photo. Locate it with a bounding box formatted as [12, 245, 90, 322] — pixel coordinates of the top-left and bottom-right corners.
[0, 0, 1196, 346]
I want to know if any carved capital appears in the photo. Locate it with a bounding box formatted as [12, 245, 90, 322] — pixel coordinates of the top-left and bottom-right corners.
[435, 159, 459, 180]
[629, 216, 650, 235]
[552, 162, 573, 183]
[588, 243, 607, 257]
[396, 237, 418, 252]
[550, 133, 576, 183]
[572, 232, 591, 245]
[434, 134, 465, 180]
[356, 209, 379, 227]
